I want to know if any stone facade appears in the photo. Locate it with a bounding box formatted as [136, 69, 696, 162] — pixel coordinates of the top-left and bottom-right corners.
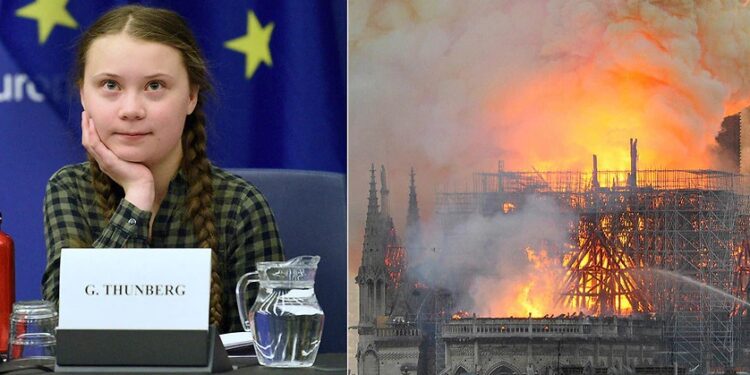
[440, 317, 669, 375]
[358, 325, 423, 375]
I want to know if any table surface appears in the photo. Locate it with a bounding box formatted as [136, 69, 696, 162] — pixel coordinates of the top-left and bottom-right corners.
[0, 353, 346, 374]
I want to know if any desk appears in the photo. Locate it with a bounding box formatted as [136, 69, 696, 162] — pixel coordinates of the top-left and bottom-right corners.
[0, 353, 346, 374]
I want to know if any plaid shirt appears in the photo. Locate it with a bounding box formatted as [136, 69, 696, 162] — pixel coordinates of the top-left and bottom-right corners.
[42, 162, 284, 332]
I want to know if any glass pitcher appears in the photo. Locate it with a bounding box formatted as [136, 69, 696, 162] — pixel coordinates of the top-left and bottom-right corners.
[236, 255, 324, 367]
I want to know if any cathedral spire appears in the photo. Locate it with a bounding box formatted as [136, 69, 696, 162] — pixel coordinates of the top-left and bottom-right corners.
[366, 163, 379, 224]
[406, 167, 421, 249]
[359, 164, 390, 326]
[407, 167, 419, 226]
[380, 165, 390, 218]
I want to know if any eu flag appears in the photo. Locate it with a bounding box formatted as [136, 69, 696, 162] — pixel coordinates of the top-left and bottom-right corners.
[0, 0, 346, 171]
[0, 0, 345, 352]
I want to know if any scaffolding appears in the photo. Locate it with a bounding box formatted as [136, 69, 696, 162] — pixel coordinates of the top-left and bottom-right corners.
[435, 168, 750, 373]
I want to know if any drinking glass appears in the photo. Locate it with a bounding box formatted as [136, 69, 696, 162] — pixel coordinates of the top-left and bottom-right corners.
[7, 300, 57, 362]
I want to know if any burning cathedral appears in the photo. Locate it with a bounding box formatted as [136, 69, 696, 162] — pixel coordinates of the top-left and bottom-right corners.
[356, 128, 750, 374]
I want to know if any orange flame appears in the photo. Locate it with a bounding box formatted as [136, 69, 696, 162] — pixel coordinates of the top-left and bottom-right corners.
[384, 245, 406, 288]
[451, 310, 471, 320]
[480, 235, 642, 318]
[484, 44, 730, 172]
[482, 246, 576, 317]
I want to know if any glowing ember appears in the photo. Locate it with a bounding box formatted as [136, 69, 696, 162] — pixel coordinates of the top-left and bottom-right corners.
[384, 245, 406, 289]
[383, 226, 407, 288]
[451, 310, 470, 320]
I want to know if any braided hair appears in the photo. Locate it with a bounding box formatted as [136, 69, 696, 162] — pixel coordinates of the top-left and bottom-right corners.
[76, 5, 223, 327]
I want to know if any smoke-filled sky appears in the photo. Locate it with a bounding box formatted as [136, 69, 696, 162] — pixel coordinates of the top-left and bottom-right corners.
[350, 0, 750, 269]
[347, 2, 750, 358]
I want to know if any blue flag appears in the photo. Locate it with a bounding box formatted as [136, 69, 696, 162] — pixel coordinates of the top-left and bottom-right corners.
[0, 0, 345, 352]
[0, 0, 346, 171]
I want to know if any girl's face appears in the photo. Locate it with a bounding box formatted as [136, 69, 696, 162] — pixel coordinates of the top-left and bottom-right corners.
[80, 33, 198, 166]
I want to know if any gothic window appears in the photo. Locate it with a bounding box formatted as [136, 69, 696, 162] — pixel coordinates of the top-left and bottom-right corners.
[455, 366, 468, 375]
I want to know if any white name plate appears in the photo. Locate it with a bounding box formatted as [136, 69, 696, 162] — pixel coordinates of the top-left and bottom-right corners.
[59, 248, 211, 330]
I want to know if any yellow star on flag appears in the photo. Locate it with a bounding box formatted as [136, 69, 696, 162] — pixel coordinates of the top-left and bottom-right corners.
[224, 11, 274, 79]
[16, 0, 78, 44]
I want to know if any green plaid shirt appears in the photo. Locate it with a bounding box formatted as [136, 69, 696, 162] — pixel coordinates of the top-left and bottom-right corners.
[42, 162, 284, 333]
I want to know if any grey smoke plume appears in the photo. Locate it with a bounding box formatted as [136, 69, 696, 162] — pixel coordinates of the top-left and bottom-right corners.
[350, 0, 750, 275]
[408, 195, 575, 316]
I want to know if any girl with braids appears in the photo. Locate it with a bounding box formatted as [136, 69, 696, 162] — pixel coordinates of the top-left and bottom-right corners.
[41, 5, 284, 333]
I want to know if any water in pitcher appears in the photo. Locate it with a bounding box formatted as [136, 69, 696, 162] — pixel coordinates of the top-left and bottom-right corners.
[237, 256, 325, 367]
[252, 309, 324, 367]
[249, 286, 324, 367]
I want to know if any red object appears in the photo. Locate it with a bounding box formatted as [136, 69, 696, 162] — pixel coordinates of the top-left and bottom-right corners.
[0, 212, 15, 356]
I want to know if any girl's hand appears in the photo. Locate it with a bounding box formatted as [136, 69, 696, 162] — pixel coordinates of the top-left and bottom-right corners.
[81, 111, 155, 212]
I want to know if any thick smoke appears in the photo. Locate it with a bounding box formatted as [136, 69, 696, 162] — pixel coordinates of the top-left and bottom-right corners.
[350, 0, 750, 281]
[408, 195, 575, 316]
